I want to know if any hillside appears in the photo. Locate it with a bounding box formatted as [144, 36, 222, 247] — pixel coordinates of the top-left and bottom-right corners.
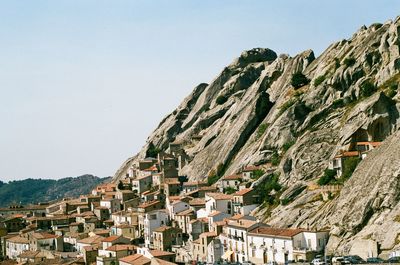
[114, 17, 400, 255]
[0, 175, 110, 207]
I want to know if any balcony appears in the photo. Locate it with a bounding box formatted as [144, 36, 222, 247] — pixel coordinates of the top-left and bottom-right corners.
[293, 247, 311, 254]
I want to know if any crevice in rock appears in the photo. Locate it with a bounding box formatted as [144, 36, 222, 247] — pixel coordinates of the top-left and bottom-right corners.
[221, 91, 274, 174]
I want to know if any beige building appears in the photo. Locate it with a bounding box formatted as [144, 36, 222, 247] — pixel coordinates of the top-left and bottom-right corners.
[192, 231, 218, 263]
[152, 226, 183, 251]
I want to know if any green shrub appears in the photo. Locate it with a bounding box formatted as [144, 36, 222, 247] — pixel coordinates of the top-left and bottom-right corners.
[386, 83, 398, 98]
[314, 75, 326, 86]
[390, 83, 398, 91]
[207, 175, 220, 186]
[256, 123, 268, 139]
[207, 163, 226, 185]
[282, 140, 295, 152]
[360, 81, 377, 98]
[294, 102, 312, 120]
[254, 172, 282, 205]
[332, 98, 344, 109]
[146, 142, 161, 158]
[118, 181, 124, 190]
[224, 187, 236, 194]
[387, 89, 397, 98]
[342, 157, 360, 180]
[279, 99, 296, 114]
[271, 151, 281, 166]
[291, 72, 310, 89]
[281, 198, 290, 205]
[252, 169, 265, 179]
[343, 57, 356, 67]
[216, 95, 228, 105]
[317, 169, 337, 186]
[334, 58, 340, 70]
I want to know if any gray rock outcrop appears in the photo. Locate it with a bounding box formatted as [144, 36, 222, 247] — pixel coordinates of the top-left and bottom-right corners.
[113, 17, 400, 255]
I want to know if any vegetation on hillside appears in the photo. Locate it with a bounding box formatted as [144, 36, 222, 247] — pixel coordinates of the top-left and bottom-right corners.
[0, 175, 110, 207]
[291, 72, 310, 89]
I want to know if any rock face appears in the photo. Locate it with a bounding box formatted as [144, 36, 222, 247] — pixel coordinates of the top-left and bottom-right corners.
[114, 17, 400, 255]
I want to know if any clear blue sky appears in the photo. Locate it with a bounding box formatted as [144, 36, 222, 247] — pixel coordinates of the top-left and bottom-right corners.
[1, 1, 399, 181]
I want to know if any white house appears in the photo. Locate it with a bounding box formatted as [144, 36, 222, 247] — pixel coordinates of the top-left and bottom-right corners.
[208, 211, 231, 230]
[132, 174, 153, 195]
[219, 219, 263, 263]
[100, 198, 121, 213]
[5, 236, 29, 259]
[247, 227, 329, 264]
[76, 235, 104, 253]
[205, 193, 233, 216]
[219, 175, 243, 192]
[167, 200, 190, 220]
[144, 209, 169, 248]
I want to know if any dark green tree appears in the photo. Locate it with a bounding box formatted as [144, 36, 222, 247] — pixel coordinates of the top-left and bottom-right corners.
[291, 72, 309, 89]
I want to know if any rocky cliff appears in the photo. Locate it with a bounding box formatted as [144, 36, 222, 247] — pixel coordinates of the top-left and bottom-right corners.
[114, 17, 400, 256]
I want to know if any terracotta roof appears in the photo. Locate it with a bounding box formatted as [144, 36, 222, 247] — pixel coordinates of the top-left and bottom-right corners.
[208, 211, 222, 217]
[31, 232, 58, 240]
[206, 192, 232, 200]
[102, 235, 122, 242]
[83, 245, 99, 252]
[183, 181, 207, 186]
[138, 200, 160, 209]
[335, 151, 359, 158]
[164, 178, 180, 185]
[142, 165, 158, 171]
[168, 196, 181, 202]
[233, 188, 253, 196]
[249, 227, 306, 237]
[213, 220, 227, 226]
[119, 254, 151, 265]
[189, 198, 205, 206]
[149, 249, 175, 257]
[106, 244, 137, 252]
[230, 214, 244, 220]
[153, 226, 173, 233]
[192, 238, 201, 244]
[77, 235, 104, 245]
[176, 209, 194, 216]
[200, 231, 217, 238]
[7, 236, 29, 244]
[242, 165, 261, 172]
[93, 229, 110, 236]
[135, 174, 153, 180]
[18, 250, 47, 258]
[356, 141, 381, 147]
[95, 206, 108, 210]
[226, 219, 258, 229]
[153, 258, 178, 265]
[199, 186, 217, 191]
[222, 174, 242, 180]
[115, 224, 135, 229]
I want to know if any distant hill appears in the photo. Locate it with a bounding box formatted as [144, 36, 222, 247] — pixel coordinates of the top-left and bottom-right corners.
[0, 175, 110, 207]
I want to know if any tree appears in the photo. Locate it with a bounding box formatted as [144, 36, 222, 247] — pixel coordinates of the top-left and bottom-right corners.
[360, 81, 377, 98]
[291, 72, 309, 89]
[216, 95, 228, 105]
[117, 181, 124, 190]
[317, 169, 337, 186]
[342, 157, 360, 180]
[146, 142, 160, 158]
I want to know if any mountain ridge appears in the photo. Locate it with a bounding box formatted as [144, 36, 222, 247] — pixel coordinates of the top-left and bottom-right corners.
[113, 16, 400, 256]
[0, 174, 110, 207]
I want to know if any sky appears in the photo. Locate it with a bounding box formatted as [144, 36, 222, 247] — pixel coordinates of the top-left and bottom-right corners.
[1, 0, 399, 181]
